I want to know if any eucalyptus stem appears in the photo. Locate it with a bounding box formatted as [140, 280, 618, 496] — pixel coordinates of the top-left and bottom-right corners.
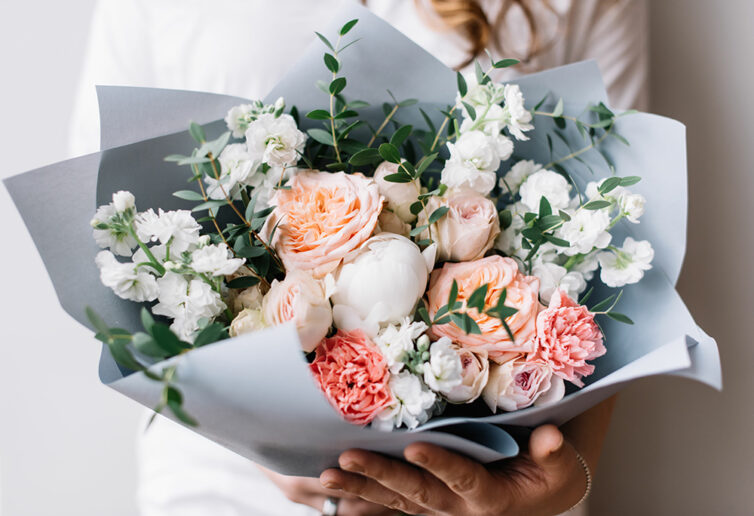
[128, 226, 166, 275]
[329, 35, 344, 163]
[367, 104, 399, 147]
[544, 125, 613, 169]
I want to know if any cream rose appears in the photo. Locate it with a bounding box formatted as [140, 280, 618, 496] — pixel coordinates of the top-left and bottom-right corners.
[441, 346, 490, 404]
[482, 356, 565, 412]
[229, 308, 267, 337]
[373, 161, 421, 222]
[418, 191, 500, 262]
[265, 170, 383, 278]
[231, 285, 265, 314]
[262, 270, 333, 352]
[377, 209, 411, 238]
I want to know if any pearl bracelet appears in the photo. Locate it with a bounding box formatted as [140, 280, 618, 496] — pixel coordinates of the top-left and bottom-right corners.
[568, 450, 592, 512]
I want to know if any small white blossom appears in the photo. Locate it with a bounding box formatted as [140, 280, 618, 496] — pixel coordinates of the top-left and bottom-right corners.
[374, 371, 437, 430]
[456, 73, 505, 115]
[558, 208, 612, 256]
[440, 159, 496, 196]
[95, 251, 158, 302]
[620, 193, 646, 223]
[423, 337, 464, 393]
[570, 252, 600, 282]
[597, 237, 654, 287]
[91, 203, 137, 257]
[451, 130, 501, 173]
[205, 144, 259, 200]
[374, 318, 428, 374]
[519, 169, 571, 211]
[502, 84, 534, 140]
[190, 243, 245, 276]
[501, 160, 541, 195]
[152, 272, 226, 342]
[135, 208, 202, 254]
[112, 191, 135, 213]
[225, 104, 256, 138]
[532, 262, 587, 304]
[245, 113, 306, 168]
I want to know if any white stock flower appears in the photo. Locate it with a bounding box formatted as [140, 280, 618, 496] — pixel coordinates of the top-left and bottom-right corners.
[450, 130, 501, 173]
[519, 169, 572, 211]
[374, 318, 428, 374]
[558, 208, 612, 256]
[597, 237, 654, 287]
[440, 159, 496, 196]
[135, 209, 202, 254]
[190, 243, 244, 276]
[205, 144, 259, 200]
[502, 84, 534, 140]
[620, 192, 646, 223]
[225, 104, 256, 138]
[112, 191, 135, 213]
[248, 165, 296, 209]
[456, 73, 505, 114]
[91, 202, 138, 257]
[570, 252, 600, 282]
[152, 272, 226, 342]
[374, 371, 437, 430]
[332, 234, 429, 337]
[423, 337, 464, 393]
[245, 113, 306, 168]
[532, 262, 587, 304]
[501, 160, 542, 195]
[95, 251, 158, 302]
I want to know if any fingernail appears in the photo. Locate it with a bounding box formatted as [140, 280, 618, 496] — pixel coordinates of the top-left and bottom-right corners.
[323, 481, 341, 490]
[408, 452, 428, 465]
[342, 461, 364, 474]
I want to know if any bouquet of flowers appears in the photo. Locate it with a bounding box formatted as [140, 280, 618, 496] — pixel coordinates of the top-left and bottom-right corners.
[6, 5, 719, 475]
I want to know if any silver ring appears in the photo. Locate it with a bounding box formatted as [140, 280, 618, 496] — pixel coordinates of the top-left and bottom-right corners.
[321, 496, 339, 516]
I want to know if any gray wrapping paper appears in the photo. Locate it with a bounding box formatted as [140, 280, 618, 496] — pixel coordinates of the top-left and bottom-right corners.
[3, 3, 720, 476]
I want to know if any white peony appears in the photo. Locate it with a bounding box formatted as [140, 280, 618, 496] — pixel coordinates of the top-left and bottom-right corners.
[532, 261, 587, 304]
[135, 209, 202, 254]
[374, 318, 428, 374]
[373, 371, 437, 431]
[190, 243, 245, 276]
[423, 337, 464, 393]
[502, 84, 534, 140]
[597, 237, 654, 287]
[245, 113, 306, 168]
[112, 191, 135, 213]
[501, 160, 542, 195]
[558, 208, 612, 256]
[152, 272, 227, 342]
[519, 169, 572, 211]
[332, 234, 429, 337]
[95, 251, 158, 302]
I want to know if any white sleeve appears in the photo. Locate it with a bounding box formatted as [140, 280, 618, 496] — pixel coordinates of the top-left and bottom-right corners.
[579, 0, 650, 111]
[68, 0, 153, 156]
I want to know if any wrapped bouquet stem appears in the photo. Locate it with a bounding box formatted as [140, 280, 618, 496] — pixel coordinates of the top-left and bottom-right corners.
[4, 3, 719, 476]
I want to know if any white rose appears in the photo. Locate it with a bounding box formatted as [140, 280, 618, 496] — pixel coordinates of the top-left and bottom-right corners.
[423, 337, 464, 393]
[373, 371, 437, 431]
[332, 234, 429, 337]
[373, 161, 421, 222]
[245, 113, 306, 168]
[374, 318, 428, 374]
[262, 270, 332, 352]
[95, 251, 158, 302]
[597, 237, 654, 287]
[519, 169, 571, 211]
[229, 308, 267, 337]
[376, 209, 411, 238]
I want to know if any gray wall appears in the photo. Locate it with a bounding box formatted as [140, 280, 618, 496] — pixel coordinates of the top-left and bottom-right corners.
[591, 1, 754, 514]
[0, 1, 751, 515]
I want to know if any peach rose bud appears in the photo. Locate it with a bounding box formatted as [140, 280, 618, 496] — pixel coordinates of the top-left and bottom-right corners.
[442, 346, 490, 404]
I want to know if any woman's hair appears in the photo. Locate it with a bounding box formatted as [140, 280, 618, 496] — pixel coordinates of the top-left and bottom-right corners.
[421, 0, 559, 69]
[363, 0, 560, 70]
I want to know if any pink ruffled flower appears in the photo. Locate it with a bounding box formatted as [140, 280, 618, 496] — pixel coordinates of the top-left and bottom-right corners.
[530, 290, 606, 386]
[426, 256, 540, 362]
[310, 329, 393, 425]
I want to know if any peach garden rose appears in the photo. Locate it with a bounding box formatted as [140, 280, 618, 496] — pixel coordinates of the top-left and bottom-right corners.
[265, 170, 383, 278]
[426, 255, 540, 362]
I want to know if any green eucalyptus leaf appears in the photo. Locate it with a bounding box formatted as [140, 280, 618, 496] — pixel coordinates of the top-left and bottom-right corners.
[428, 206, 450, 224]
[349, 147, 382, 166]
[172, 190, 204, 201]
[307, 128, 335, 146]
[323, 53, 339, 73]
[306, 109, 331, 120]
[378, 142, 401, 164]
[329, 77, 347, 95]
[340, 18, 358, 36]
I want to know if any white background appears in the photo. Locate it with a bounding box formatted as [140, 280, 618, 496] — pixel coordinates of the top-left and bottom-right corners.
[0, 1, 752, 515]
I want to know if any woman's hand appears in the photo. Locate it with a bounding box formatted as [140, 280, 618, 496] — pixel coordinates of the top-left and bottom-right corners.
[259, 466, 398, 516]
[319, 424, 589, 516]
